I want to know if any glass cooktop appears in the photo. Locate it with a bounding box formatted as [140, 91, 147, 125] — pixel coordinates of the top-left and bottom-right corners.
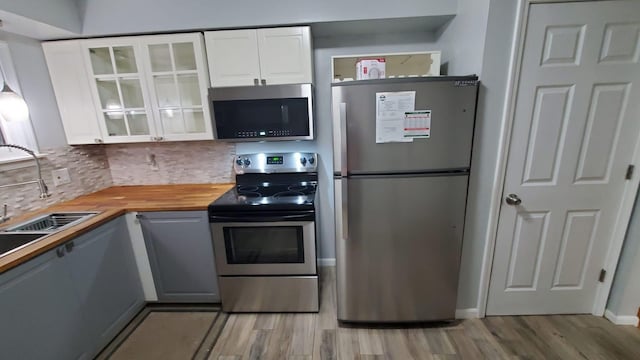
[209, 182, 317, 212]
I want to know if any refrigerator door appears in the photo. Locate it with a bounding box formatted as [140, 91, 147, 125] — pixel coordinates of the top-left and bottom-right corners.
[332, 78, 478, 174]
[335, 173, 468, 322]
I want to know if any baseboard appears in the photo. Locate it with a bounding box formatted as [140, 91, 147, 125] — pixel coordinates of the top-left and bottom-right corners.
[318, 258, 336, 267]
[455, 308, 480, 319]
[605, 309, 640, 326]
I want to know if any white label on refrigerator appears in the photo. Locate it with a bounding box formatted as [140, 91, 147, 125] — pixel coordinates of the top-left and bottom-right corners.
[375, 91, 416, 143]
[404, 110, 431, 139]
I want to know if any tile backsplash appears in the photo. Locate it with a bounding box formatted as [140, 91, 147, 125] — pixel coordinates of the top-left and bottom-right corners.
[0, 145, 112, 218]
[106, 141, 235, 185]
[1, 141, 236, 218]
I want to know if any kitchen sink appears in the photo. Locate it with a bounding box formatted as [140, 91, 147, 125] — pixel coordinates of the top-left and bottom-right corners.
[0, 212, 98, 258]
[0, 232, 48, 257]
[4, 212, 98, 233]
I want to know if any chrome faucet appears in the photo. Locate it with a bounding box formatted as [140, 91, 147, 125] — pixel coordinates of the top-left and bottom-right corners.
[0, 144, 51, 199]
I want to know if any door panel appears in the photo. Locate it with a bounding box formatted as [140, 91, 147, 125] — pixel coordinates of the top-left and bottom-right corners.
[336, 174, 468, 322]
[205, 30, 261, 87]
[487, 0, 640, 315]
[67, 217, 144, 355]
[257, 27, 312, 85]
[140, 211, 220, 302]
[505, 211, 549, 290]
[332, 79, 478, 174]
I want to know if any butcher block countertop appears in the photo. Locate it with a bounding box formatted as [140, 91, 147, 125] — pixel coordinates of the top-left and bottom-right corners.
[0, 183, 234, 274]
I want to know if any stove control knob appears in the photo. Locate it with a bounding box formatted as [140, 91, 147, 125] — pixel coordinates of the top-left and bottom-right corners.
[308, 157, 315, 165]
[243, 158, 251, 167]
[236, 159, 243, 166]
[300, 157, 307, 166]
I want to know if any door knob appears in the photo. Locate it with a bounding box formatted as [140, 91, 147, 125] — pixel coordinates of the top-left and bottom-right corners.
[505, 193, 522, 206]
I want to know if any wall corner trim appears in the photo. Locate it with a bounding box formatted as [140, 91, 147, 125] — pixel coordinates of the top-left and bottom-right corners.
[604, 309, 640, 326]
[455, 308, 480, 319]
[318, 258, 336, 267]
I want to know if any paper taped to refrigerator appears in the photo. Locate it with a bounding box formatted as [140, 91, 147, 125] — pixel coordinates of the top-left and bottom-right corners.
[375, 91, 416, 143]
[404, 110, 431, 139]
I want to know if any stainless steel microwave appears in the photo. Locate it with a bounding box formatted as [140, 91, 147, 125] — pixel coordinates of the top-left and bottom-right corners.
[208, 84, 314, 141]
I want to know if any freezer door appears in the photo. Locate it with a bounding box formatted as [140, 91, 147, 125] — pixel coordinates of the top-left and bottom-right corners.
[335, 174, 468, 322]
[332, 79, 477, 174]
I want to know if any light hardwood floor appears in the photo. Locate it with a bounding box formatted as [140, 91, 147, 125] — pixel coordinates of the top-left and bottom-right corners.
[207, 268, 640, 359]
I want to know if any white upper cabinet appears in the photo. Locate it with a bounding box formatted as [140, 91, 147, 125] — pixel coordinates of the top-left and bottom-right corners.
[257, 27, 313, 85]
[43, 33, 213, 144]
[205, 26, 313, 87]
[43, 40, 103, 145]
[139, 33, 213, 141]
[82, 37, 156, 143]
[205, 30, 261, 87]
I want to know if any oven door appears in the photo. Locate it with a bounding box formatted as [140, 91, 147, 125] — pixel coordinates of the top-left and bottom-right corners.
[211, 221, 316, 275]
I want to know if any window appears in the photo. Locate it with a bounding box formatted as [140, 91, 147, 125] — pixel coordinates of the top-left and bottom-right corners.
[0, 41, 38, 162]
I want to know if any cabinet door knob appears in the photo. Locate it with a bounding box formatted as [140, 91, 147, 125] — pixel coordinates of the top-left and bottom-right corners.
[253, 78, 259, 85]
[157, 136, 164, 141]
[261, 79, 267, 85]
[56, 247, 65, 258]
[65, 241, 74, 253]
[94, 138, 103, 144]
[136, 214, 144, 219]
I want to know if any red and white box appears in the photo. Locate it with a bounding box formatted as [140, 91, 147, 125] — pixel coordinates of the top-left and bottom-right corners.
[356, 58, 386, 80]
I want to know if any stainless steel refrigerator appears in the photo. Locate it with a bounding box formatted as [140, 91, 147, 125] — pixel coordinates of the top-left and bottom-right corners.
[332, 76, 478, 322]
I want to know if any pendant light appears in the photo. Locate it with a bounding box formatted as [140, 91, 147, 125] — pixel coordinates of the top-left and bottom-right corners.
[0, 61, 29, 122]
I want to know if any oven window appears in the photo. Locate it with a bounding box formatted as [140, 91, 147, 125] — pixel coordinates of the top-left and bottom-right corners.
[223, 226, 304, 264]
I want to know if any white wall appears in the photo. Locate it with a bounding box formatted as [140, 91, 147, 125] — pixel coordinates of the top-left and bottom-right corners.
[607, 192, 640, 318]
[435, 0, 491, 76]
[0, 0, 82, 33]
[0, 31, 67, 150]
[454, 0, 519, 310]
[79, 0, 456, 36]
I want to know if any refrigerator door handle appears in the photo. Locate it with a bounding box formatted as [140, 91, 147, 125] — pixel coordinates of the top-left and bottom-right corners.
[342, 178, 349, 241]
[340, 102, 348, 177]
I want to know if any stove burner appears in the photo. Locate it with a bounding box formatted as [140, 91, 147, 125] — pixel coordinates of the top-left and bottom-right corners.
[238, 185, 259, 192]
[273, 191, 305, 198]
[237, 185, 261, 198]
[288, 185, 309, 192]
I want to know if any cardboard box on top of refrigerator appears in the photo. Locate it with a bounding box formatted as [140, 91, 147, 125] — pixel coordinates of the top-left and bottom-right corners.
[356, 58, 386, 80]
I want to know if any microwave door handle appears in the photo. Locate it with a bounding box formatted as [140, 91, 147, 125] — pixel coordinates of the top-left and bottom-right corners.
[340, 102, 348, 241]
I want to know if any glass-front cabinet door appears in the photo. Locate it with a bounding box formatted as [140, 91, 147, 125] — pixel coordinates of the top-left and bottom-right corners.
[140, 34, 213, 141]
[83, 38, 156, 143]
[81, 34, 212, 143]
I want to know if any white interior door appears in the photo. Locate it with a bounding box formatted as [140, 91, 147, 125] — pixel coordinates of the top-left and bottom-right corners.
[487, 0, 640, 315]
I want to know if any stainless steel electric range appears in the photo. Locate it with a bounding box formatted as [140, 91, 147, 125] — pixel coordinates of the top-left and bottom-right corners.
[208, 152, 319, 312]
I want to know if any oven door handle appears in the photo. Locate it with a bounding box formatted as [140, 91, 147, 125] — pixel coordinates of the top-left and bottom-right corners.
[210, 214, 314, 222]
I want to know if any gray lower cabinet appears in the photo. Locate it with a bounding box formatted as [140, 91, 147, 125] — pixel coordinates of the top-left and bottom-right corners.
[0, 247, 85, 360]
[67, 216, 145, 358]
[139, 211, 219, 302]
[0, 216, 144, 359]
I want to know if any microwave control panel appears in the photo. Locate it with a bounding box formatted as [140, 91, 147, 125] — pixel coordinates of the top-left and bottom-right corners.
[236, 129, 292, 138]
